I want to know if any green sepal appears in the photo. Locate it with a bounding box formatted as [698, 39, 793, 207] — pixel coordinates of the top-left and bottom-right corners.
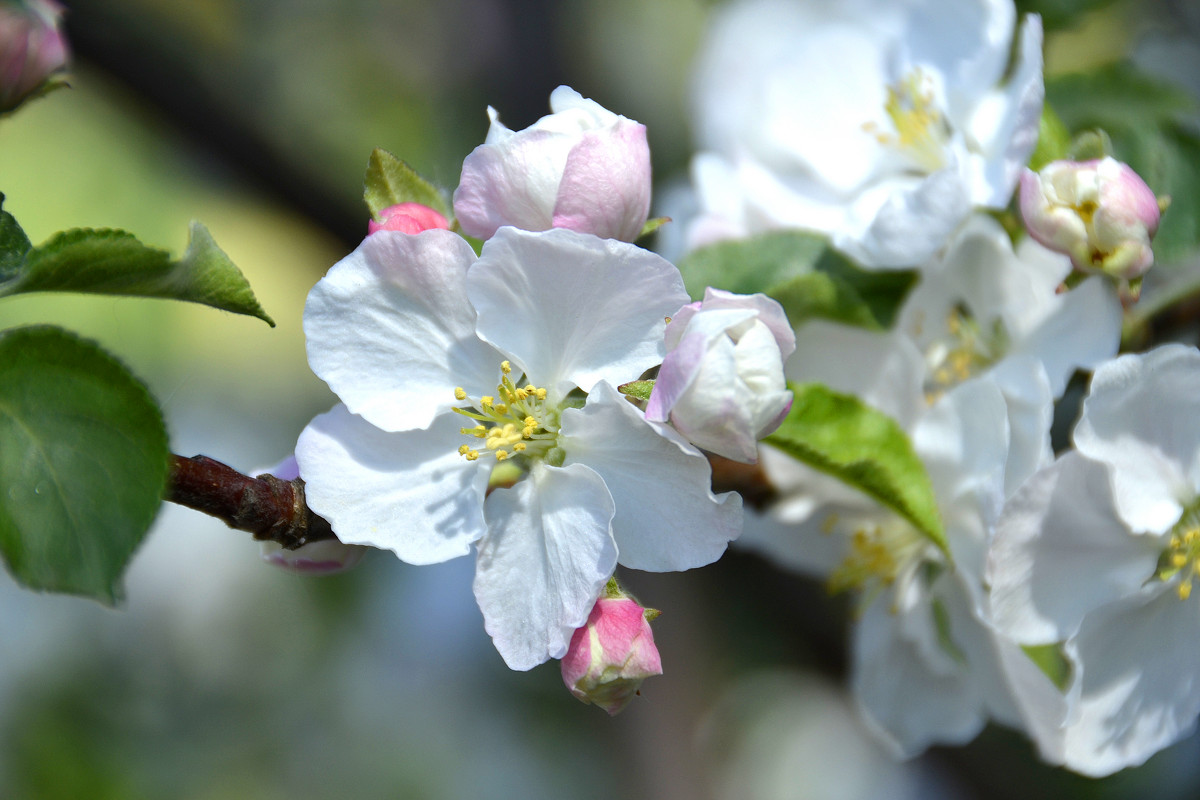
[1028, 103, 1071, 171]
[0, 325, 170, 604]
[363, 148, 451, 222]
[764, 382, 947, 553]
[677, 230, 917, 329]
[617, 380, 655, 402]
[638, 216, 671, 241]
[1013, 0, 1122, 32]
[0, 221, 275, 326]
[1066, 129, 1113, 161]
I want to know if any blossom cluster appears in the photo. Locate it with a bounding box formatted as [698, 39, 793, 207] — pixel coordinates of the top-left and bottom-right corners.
[286, 0, 1189, 776]
[679, 0, 1176, 778]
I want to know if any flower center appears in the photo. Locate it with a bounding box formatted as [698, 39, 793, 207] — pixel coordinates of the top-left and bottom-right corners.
[1155, 501, 1200, 600]
[824, 513, 940, 611]
[919, 305, 1008, 404]
[453, 360, 564, 467]
[864, 68, 951, 174]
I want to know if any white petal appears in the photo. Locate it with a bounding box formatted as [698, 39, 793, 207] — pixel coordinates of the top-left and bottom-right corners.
[786, 320, 926, 430]
[736, 507, 849, 579]
[987, 451, 1162, 645]
[903, 0, 1015, 116]
[984, 357, 1055, 496]
[1074, 345, 1200, 532]
[1061, 585, 1200, 776]
[295, 404, 489, 564]
[839, 169, 971, 268]
[560, 381, 743, 571]
[468, 227, 688, 400]
[852, 585, 986, 757]
[473, 463, 618, 670]
[304, 230, 500, 432]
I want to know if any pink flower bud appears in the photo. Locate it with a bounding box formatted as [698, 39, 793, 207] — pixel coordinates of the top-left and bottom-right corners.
[367, 202, 450, 235]
[453, 85, 652, 242]
[0, 0, 68, 113]
[1019, 158, 1161, 280]
[646, 288, 795, 463]
[255, 454, 368, 576]
[561, 595, 663, 715]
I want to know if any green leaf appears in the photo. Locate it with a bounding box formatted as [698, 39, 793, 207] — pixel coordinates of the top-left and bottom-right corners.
[1047, 64, 1200, 264]
[0, 194, 31, 281]
[1028, 103, 1071, 171]
[363, 148, 451, 221]
[1014, 0, 1123, 32]
[0, 223, 275, 326]
[764, 382, 946, 552]
[677, 230, 917, 329]
[0, 325, 170, 603]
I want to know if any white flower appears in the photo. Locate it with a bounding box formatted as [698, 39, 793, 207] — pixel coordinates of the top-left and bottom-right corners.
[646, 288, 794, 462]
[685, 0, 1043, 268]
[987, 344, 1200, 776]
[295, 226, 741, 670]
[742, 377, 1054, 755]
[453, 86, 652, 242]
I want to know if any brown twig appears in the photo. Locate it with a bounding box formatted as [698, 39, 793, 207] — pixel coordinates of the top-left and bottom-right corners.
[165, 454, 336, 549]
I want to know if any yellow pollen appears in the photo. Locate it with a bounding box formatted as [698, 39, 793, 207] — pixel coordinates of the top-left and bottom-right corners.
[865, 69, 950, 173]
[494, 403, 508, 415]
[464, 450, 479, 461]
[454, 387, 467, 401]
[452, 363, 563, 463]
[495, 450, 509, 461]
[1181, 580, 1193, 601]
[1157, 515, 1200, 602]
[458, 444, 471, 455]
[513, 442, 526, 452]
[501, 361, 511, 374]
[481, 396, 494, 407]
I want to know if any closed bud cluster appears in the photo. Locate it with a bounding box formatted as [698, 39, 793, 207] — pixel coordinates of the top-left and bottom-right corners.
[367, 202, 450, 236]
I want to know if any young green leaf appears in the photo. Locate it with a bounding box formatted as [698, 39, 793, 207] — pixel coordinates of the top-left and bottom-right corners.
[677, 230, 917, 329]
[764, 382, 946, 552]
[363, 148, 451, 221]
[0, 222, 274, 325]
[0, 194, 31, 280]
[0, 325, 170, 604]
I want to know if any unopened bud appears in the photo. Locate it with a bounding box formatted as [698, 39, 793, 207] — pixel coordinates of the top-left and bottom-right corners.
[367, 202, 451, 235]
[0, 0, 68, 113]
[1019, 157, 1161, 281]
[561, 591, 662, 715]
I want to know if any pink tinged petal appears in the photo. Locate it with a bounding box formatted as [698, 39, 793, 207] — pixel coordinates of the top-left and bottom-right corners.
[304, 230, 500, 433]
[559, 381, 743, 571]
[644, 328, 709, 423]
[367, 202, 451, 235]
[691, 288, 796, 358]
[474, 463, 618, 671]
[260, 539, 367, 575]
[1061, 585, 1200, 777]
[1074, 345, 1200, 532]
[988, 451, 1163, 645]
[552, 120, 652, 242]
[295, 404, 489, 564]
[468, 228, 689, 399]
[453, 128, 576, 239]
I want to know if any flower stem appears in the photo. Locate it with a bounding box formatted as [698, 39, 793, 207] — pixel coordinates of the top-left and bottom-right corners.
[165, 454, 336, 549]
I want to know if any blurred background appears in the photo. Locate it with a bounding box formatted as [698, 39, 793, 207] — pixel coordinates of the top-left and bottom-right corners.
[1, 0, 1200, 797]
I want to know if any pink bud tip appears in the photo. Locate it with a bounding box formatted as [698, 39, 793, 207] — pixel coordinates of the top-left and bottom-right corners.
[368, 203, 451, 235]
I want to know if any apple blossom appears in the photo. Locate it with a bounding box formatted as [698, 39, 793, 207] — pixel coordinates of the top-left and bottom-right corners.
[0, 0, 67, 113]
[1018, 157, 1161, 281]
[741, 376, 1058, 755]
[368, 202, 450, 235]
[561, 587, 663, 715]
[453, 86, 652, 242]
[987, 344, 1200, 776]
[254, 455, 367, 575]
[296, 226, 740, 670]
[646, 288, 794, 463]
[685, 0, 1043, 268]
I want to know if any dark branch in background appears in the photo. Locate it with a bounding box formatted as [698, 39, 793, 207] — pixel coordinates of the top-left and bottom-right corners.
[166, 455, 336, 549]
